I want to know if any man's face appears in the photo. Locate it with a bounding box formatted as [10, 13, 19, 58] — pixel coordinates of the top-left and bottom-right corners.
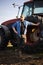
[20, 15, 25, 22]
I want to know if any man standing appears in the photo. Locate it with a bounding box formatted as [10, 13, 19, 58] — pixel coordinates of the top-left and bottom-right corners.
[12, 15, 40, 44]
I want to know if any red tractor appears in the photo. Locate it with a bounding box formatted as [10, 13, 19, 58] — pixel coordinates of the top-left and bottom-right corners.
[0, 0, 43, 51]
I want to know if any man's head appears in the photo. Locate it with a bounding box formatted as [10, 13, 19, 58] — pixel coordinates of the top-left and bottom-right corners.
[20, 15, 25, 22]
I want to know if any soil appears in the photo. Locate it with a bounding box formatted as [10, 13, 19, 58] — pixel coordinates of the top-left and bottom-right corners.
[0, 47, 43, 65]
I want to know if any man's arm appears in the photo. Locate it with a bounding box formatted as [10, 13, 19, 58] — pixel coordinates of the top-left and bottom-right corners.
[12, 27, 18, 34]
[26, 21, 40, 26]
[12, 22, 18, 34]
[31, 22, 40, 26]
[27, 20, 40, 26]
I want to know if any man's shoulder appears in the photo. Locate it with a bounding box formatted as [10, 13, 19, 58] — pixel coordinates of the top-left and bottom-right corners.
[24, 20, 29, 23]
[25, 20, 28, 22]
[16, 20, 20, 23]
[24, 20, 32, 25]
[12, 20, 20, 27]
[13, 20, 20, 24]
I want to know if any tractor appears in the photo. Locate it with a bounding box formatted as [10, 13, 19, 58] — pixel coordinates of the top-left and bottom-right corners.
[0, 0, 43, 52]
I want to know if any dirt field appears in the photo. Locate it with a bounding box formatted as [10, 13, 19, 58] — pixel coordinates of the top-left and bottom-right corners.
[0, 47, 43, 65]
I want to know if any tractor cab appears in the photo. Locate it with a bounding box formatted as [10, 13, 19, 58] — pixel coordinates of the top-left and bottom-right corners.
[22, 0, 43, 18]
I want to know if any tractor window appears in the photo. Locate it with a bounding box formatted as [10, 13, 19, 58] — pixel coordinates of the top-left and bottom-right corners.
[22, 3, 33, 17]
[34, 1, 43, 14]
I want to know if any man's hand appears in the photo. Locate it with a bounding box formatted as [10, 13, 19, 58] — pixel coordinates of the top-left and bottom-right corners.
[15, 31, 18, 34]
[36, 22, 40, 26]
[21, 34, 27, 43]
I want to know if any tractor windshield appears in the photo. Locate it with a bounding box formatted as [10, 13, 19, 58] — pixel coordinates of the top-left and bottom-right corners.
[22, 1, 43, 17]
[22, 2, 33, 17]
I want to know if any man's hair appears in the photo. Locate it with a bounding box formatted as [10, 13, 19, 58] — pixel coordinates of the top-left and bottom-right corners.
[20, 15, 25, 18]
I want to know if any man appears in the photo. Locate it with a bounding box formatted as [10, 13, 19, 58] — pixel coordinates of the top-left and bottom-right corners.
[12, 15, 40, 44]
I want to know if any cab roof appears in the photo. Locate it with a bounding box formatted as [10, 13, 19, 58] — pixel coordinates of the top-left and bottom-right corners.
[24, 0, 43, 4]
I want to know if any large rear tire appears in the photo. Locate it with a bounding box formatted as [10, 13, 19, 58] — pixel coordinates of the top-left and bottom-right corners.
[30, 29, 39, 42]
[0, 25, 10, 48]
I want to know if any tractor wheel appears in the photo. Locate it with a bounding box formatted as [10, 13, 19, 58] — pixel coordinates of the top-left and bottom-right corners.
[0, 25, 10, 48]
[30, 28, 39, 43]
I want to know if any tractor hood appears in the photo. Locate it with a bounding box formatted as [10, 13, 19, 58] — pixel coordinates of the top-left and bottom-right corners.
[1, 18, 20, 26]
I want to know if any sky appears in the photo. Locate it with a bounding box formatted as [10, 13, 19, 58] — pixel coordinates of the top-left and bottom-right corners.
[0, 0, 29, 25]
